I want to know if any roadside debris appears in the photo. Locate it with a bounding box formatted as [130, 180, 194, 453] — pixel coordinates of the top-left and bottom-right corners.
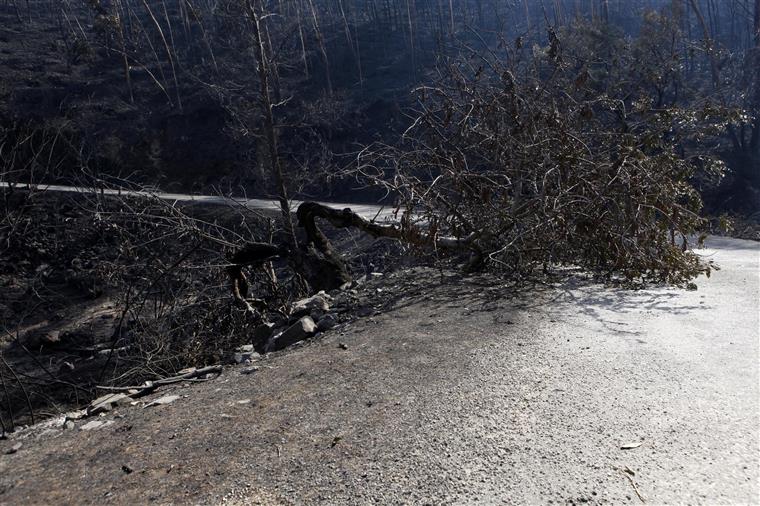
[80, 420, 114, 431]
[618, 468, 646, 503]
[266, 317, 317, 352]
[144, 395, 180, 408]
[253, 323, 275, 342]
[5, 443, 22, 454]
[95, 365, 223, 397]
[234, 345, 260, 364]
[87, 393, 132, 416]
[290, 291, 332, 317]
[317, 314, 337, 331]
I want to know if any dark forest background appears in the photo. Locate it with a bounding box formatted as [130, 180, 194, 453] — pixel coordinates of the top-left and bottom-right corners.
[1, 0, 758, 212]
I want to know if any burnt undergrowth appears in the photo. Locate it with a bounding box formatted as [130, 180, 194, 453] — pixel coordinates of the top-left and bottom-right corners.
[0, 185, 413, 432]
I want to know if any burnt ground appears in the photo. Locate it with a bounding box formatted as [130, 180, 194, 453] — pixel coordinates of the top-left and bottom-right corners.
[0, 188, 411, 428]
[0, 236, 757, 505]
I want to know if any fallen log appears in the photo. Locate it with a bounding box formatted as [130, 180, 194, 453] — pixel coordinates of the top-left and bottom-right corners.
[225, 201, 481, 297]
[296, 202, 481, 252]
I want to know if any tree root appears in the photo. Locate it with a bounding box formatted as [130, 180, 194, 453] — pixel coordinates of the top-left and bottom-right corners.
[226, 201, 480, 299]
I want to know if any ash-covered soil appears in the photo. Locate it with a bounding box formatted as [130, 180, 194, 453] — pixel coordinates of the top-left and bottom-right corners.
[0, 189, 413, 428]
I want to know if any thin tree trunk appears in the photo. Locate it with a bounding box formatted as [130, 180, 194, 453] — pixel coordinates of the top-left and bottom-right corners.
[141, 0, 182, 110]
[688, 0, 720, 89]
[296, 3, 309, 78]
[352, 2, 364, 89]
[406, 0, 416, 80]
[118, 18, 134, 103]
[307, 0, 333, 97]
[246, 0, 297, 246]
[338, 0, 362, 87]
[751, 0, 760, 152]
[601, 0, 609, 24]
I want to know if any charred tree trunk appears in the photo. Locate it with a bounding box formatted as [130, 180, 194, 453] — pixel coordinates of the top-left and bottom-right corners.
[688, 0, 720, 89]
[226, 202, 480, 302]
[226, 242, 287, 309]
[246, 0, 298, 246]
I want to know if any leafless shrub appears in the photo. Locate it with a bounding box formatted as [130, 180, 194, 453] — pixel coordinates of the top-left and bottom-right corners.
[0, 179, 289, 429]
[84, 193, 279, 377]
[353, 29, 726, 285]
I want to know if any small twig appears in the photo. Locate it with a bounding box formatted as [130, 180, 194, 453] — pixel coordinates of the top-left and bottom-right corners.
[620, 469, 646, 503]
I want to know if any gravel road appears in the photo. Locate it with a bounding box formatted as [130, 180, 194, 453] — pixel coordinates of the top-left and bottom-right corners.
[0, 236, 757, 505]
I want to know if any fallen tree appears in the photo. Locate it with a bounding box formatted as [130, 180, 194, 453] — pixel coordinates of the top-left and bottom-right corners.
[225, 28, 727, 305]
[225, 201, 487, 301]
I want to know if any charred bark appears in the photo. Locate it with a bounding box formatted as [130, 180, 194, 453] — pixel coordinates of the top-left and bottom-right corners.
[226, 242, 287, 306]
[226, 202, 480, 304]
[296, 202, 478, 251]
[292, 202, 480, 289]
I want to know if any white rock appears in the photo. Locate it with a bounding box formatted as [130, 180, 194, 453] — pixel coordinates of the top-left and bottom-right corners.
[144, 394, 180, 408]
[266, 317, 317, 351]
[80, 420, 114, 431]
[291, 291, 332, 314]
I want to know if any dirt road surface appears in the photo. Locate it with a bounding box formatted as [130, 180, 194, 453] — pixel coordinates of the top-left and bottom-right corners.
[0, 182, 398, 221]
[0, 236, 757, 505]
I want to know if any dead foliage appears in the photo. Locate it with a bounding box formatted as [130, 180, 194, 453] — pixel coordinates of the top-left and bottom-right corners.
[352, 30, 727, 285]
